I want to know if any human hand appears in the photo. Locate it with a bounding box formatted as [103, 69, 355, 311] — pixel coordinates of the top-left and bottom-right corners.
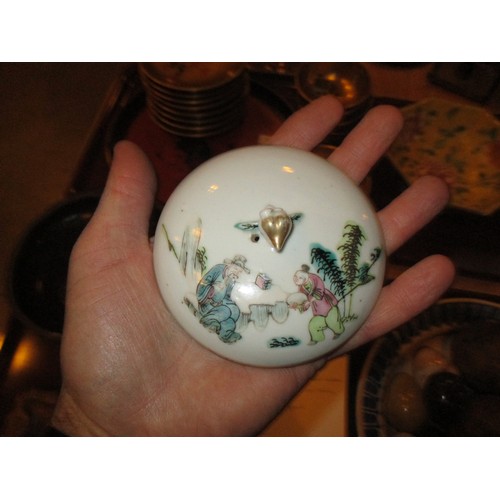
[52, 96, 454, 436]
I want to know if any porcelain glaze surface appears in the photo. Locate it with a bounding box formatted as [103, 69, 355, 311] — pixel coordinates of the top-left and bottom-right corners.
[153, 145, 385, 367]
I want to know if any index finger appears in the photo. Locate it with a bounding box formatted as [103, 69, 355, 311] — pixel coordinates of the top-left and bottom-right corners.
[269, 95, 344, 149]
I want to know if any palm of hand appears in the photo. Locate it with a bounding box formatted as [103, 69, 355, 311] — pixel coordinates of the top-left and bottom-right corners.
[57, 149, 324, 438]
[53, 96, 454, 436]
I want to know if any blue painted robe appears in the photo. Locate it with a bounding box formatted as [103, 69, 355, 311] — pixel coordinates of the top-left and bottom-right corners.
[196, 264, 242, 343]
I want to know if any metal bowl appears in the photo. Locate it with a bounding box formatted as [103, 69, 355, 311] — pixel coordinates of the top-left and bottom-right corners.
[296, 62, 371, 111]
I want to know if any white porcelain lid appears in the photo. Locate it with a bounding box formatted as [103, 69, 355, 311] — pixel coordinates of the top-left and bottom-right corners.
[153, 145, 385, 367]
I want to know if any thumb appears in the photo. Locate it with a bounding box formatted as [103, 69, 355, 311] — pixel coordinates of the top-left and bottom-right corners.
[90, 140, 157, 248]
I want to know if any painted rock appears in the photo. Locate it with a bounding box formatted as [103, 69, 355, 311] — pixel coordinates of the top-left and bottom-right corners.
[153, 145, 385, 367]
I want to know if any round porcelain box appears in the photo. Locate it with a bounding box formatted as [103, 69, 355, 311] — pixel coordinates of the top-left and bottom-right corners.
[153, 145, 385, 367]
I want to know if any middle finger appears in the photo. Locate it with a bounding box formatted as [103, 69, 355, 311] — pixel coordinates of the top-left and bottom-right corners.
[328, 104, 404, 184]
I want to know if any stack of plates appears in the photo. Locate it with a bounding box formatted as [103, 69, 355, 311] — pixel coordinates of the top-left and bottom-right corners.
[138, 63, 249, 138]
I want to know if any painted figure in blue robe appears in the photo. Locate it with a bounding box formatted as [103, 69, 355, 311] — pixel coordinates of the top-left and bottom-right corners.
[196, 255, 250, 343]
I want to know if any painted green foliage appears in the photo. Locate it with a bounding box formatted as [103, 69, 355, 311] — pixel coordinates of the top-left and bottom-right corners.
[196, 246, 208, 276]
[162, 223, 208, 276]
[310, 222, 381, 321]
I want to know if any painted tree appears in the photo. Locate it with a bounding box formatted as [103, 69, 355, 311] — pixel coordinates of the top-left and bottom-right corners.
[163, 221, 207, 280]
[310, 245, 347, 302]
[338, 223, 365, 318]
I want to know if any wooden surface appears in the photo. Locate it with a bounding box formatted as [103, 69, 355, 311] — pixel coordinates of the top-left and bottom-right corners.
[261, 356, 348, 437]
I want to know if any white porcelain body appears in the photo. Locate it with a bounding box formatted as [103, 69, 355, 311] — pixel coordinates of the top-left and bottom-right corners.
[153, 145, 385, 367]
